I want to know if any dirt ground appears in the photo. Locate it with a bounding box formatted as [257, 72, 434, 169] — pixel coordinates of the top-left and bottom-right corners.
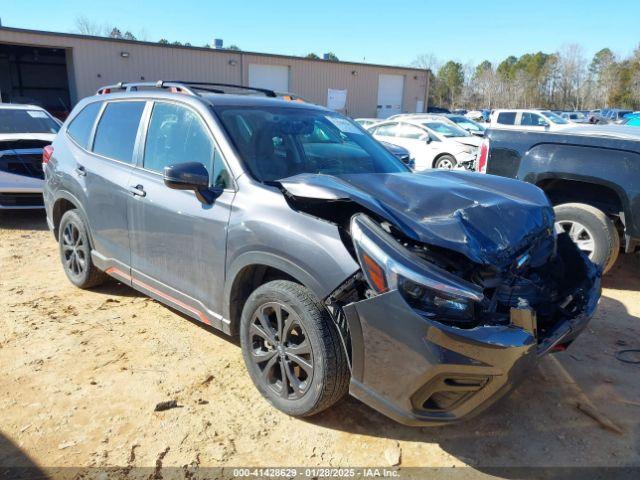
[1, 211, 639, 478]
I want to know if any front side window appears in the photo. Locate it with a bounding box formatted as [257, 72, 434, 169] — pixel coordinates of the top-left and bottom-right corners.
[93, 101, 145, 163]
[521, 112, 547, 126]
[0, 108, 60, 134]
[67, 102, 102, 148]
[496, 112, 516, 125]
[397, 124, 426, 139]
[214, 106, 407, 182]
[144, 102, 230, 189]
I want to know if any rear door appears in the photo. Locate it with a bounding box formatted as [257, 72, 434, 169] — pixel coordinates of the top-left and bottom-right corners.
[79, 100, 146, 277]
[127, 100, 235, 325]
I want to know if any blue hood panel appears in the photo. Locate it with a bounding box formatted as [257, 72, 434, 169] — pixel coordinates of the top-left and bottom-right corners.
[279, 171, 555, 268]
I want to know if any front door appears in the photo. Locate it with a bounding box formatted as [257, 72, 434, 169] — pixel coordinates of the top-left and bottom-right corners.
[127, 101, 235, 325]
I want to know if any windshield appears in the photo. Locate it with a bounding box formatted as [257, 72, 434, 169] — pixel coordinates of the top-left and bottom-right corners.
[540, 110, 569, 125]
[0, 109, 60, 134]
[214, 106, 408, 181]
[421, 121, 470, 137]
[448, 116, 485, 132]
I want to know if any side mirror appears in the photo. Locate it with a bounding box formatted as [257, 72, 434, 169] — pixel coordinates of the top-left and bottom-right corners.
[422, 135, 431, 144]
[164, 162, 209, 190]
[164, 162, 217, 204]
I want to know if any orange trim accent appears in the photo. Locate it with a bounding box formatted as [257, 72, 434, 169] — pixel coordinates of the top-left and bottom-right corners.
[362, 253, 388, 293]
[105, 267, 211, 325]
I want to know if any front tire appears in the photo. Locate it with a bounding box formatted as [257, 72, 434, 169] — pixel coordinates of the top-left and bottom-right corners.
[58, 209, 107, 288]
[240, 280, 349, 417]
[554, 203, 620, 273]
[434, 154, 457, 170]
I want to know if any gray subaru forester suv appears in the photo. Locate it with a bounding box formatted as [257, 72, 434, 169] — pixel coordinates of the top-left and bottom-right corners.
[44, 81, 600, 425]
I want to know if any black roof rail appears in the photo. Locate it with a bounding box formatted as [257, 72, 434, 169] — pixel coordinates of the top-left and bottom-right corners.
[166, 81, 277, 97]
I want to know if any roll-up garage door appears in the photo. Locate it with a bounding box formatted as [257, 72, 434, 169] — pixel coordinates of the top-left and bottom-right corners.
[377, 74, 404, 118]
[248, 64, 289, 92]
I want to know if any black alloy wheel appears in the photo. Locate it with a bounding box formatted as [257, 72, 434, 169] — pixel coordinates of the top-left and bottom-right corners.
[249, 301, 314, 400]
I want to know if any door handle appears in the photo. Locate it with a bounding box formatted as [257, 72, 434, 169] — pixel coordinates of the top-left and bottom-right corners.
[75, 165, 87, 176]
[128, 184, 146, 197]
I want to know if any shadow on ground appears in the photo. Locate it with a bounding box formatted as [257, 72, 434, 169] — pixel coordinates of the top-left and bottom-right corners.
[0, 210, 48, 231]
[0, 432, 47, 479]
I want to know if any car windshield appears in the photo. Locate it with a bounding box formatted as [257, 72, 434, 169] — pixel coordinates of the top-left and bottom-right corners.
[449, 116, 485, 132]
[214, 106, 408, 181]
[540, 111, 569, 124]
[421, 121, 470, 137]
[0, 108, 60, 134]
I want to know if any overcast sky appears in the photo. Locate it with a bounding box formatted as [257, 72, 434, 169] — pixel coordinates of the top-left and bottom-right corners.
[2, 0, 638, 67]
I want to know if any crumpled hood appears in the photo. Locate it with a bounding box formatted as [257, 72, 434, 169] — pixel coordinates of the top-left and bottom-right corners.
[279, 171, 554, 268]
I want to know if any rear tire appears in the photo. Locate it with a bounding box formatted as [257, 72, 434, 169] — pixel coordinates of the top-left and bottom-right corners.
[434, 154, 457, 170]
[58, 209, 107, 288]
[554, 203, 620, 273]
[240, 280, 349, 417]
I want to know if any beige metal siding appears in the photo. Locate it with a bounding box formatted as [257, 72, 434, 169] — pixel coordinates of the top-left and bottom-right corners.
[0, 28, 427, 118]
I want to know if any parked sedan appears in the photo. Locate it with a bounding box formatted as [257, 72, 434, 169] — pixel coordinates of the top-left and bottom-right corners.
[0, 104, 61, 209]
[367, 119, 479, 170]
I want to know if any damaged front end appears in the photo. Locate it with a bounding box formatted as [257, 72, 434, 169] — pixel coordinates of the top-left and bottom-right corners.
[279, 172, 601, 425]
[337, 214, 600, 425]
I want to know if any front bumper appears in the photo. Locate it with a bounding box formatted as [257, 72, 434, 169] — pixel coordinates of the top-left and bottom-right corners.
[343, 254, 601, 426]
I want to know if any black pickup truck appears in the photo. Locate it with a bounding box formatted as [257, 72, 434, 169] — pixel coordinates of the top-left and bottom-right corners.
[477, 125, 640, 273]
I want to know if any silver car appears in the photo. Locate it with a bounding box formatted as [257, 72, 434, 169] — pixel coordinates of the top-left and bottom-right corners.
[0, 104, 60, 209]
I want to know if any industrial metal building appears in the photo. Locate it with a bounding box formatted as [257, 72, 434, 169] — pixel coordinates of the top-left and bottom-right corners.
[0, 26, 429, 119]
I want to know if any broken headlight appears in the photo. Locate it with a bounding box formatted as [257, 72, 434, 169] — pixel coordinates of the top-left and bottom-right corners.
[350, 213, 483, 324]
[398, 277, 474, 322]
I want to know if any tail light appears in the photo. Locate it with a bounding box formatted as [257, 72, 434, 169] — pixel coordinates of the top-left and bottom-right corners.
[477, 138, 489, 173]
[43, 145, 54, 164]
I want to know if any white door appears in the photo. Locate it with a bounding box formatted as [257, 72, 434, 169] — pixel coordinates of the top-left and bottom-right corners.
[377, 74, 404, 118]
[248, 64, 289, 92]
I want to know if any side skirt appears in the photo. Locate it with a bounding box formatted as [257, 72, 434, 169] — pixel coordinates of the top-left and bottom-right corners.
[93, 251, 231, 334]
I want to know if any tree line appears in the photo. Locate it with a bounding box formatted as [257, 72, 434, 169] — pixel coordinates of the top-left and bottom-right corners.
[413, 44, 640, 111]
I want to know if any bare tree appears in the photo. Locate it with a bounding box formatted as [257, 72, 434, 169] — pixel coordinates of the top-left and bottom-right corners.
[74, 16, 106, 36]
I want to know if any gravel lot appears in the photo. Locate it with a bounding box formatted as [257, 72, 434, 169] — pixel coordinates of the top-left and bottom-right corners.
[1, 211, 639, 478]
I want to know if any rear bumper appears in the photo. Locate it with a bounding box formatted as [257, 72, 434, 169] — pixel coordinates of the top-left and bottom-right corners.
[344, 253, 601, 426]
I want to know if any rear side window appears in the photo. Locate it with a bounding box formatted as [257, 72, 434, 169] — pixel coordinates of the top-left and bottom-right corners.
[496, 112, 516, 125]
[372, 123, 398, 136]
[67, 102, 102, 148]
[93, 101, 145, 163]
[143, 102, 230, 188]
